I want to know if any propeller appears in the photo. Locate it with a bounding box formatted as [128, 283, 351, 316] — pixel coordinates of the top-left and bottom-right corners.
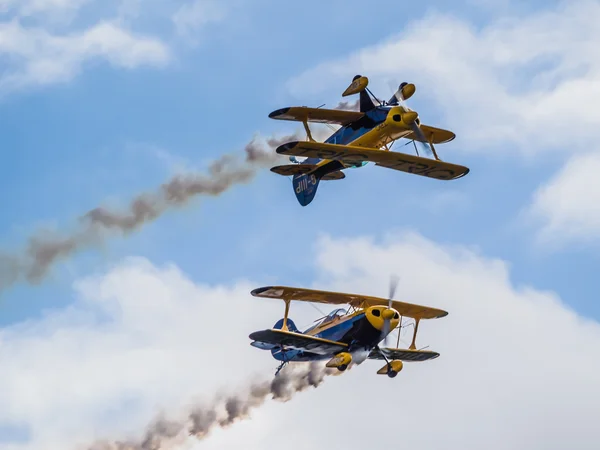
[387, 81, 434, 157]
[381, 274, 400, 347]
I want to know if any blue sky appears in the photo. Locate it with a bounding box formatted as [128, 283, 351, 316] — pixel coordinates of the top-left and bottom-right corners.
[1, 0, 597, 322]
[1, 1, 600, 448]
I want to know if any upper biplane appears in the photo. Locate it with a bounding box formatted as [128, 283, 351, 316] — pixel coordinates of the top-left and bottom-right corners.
[248, 277, 447, 378]
[269, 74, 470, 206]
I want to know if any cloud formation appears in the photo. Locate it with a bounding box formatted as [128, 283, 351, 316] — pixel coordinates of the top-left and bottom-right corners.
[0, 230, 598, 449]
[528, 152, 600, 245]
[0, 20, 169, 93]
[171, 0, 228, 38]
[288, 0, 600, 157]
[287, 0, 600, 246]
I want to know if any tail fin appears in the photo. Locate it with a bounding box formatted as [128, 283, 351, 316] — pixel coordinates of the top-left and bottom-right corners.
[273, 318, 299, 332]
[359, 88, 375, 113]
[292, 172, 321, 207]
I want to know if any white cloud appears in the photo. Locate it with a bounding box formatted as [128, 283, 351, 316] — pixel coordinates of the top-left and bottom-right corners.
[287, 0, 600, 158]
[528, 152, 600, 245]
[0, 19, 170, 92]
[0, 0, 90, 17]
[0, 231, 598, 449]
[172, 0, 227, 38]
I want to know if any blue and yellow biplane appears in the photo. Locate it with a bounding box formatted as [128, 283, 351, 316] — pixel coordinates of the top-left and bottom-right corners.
[269, 75, 470, 206]
[249, 278, 447, 378]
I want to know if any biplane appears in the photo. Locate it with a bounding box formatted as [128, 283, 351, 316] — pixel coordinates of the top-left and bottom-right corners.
[269, 74, 470, 206]
[248, 278, 447, 378]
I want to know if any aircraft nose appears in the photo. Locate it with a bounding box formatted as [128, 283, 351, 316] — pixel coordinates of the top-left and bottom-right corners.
[382, 309, 395, 320]
[402, 111, 418, 124]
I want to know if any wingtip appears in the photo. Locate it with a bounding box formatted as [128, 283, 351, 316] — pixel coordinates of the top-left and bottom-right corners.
[250, 286, 273, 297]
[276, 141, 300, 154]
[268, 107, 291, 119]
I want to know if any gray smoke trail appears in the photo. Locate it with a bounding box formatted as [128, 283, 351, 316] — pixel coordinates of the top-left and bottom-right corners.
[0, 133, 297, 293]
[84, 362, 343, 450]
[334, 99, 359, 111]
[0, 99, 360, 293]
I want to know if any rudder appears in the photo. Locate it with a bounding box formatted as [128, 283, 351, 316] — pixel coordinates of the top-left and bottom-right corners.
[292, 173, 321, 207]
[273, 318, 299, 332]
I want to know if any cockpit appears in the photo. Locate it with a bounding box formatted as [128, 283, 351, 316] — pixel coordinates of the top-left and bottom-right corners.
[319, 308, 347, 324]
[302, 308, 349, 333]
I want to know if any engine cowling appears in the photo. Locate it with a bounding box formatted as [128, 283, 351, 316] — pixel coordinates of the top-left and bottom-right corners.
[365, 305, 400, 332]
[385, 106, 418, 127]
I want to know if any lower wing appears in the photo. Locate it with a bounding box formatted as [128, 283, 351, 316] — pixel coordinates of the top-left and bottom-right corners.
[276, 141, 469, 181]
[368, 347, 440, 362]
[270, 164, 345, 180]
[249, 329, 348, 355]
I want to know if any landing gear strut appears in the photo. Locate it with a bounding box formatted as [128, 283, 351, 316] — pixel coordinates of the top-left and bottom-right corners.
[275, 361, 288, 376]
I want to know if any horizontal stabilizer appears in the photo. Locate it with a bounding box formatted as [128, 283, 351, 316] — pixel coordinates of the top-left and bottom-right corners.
[368, 347, 440, 362]
[270, 164, 315, 176]
[277, 141, 469, 181]
[269, 106, 364, 125]
[321, 171, 345, 180]
[249, 328, 347, 355]
[405, 124, 455, 144]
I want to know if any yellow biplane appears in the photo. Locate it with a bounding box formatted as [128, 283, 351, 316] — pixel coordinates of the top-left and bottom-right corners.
[249, 277, 447, 377]
[269, 74, 470, 206]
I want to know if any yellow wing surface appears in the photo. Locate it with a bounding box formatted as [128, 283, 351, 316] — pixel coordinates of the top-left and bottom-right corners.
[276, 141, 469, 181]
[368, 347, 440, 362]
[269, 106, 364, 126]
[249, 329, 348, 355]
[251, 286, 448, 320]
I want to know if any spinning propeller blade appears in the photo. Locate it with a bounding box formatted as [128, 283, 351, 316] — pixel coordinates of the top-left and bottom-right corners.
[382, 274, 400, 347]
[387, 81, 433, 157]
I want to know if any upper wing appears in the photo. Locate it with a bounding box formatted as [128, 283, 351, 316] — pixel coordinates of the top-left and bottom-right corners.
[368, 347, 440, 362]
[269, 107, 364, 126]
[276, 141, 469, 181]
[249, 329, 347, 355]
[403, 124, 455, 144]
[251, 286, 448, 320]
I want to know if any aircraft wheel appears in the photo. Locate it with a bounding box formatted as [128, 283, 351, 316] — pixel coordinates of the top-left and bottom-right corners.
[387, 370, 398, 378]
[337, 364, 348, 372]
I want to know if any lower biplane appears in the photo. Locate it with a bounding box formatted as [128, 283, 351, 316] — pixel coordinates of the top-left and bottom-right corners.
[268, 74, 470, 206]
[248, 278, 447, 378]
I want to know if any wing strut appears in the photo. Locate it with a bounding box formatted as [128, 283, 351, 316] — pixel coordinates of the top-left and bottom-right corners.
[396, 315, 403, 348]
[409, 318, 421, 350]
[303, 120, 316, 142]
[282, 300, 291, 330]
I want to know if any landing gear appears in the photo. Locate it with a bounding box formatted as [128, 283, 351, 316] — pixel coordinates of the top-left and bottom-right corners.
[387, 367, 398, 378]
[275, 361, 288, 376]
[337, 364, 348, 372]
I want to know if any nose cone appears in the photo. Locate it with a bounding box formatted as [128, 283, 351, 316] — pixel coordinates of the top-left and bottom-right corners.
[382, 309, 395, 320]
[402, 111, 418, 124]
